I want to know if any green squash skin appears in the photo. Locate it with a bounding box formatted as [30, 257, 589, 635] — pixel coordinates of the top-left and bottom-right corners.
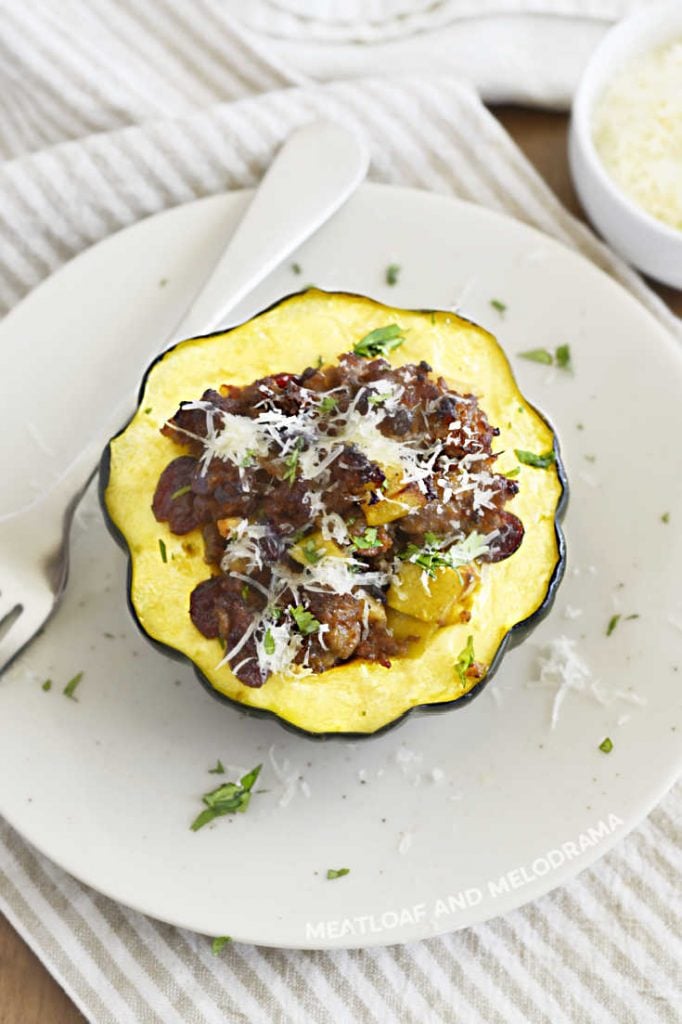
[99, 291, 568, 741]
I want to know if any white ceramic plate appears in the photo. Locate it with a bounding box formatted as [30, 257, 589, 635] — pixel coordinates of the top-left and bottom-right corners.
[1, 185, 680, 949]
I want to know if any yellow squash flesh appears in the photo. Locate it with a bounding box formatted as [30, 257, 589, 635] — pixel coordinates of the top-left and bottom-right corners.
[103, 290, 565, 736]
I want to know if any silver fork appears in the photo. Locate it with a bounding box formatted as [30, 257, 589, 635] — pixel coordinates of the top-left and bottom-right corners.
[0, 120, 368, 674]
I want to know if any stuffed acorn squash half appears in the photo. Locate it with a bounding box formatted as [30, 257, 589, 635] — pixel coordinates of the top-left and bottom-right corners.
[101, 290, 566, 737]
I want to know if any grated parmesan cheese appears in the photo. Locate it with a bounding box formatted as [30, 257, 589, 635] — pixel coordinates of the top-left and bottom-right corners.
[186, 367, 509, 683]
[593, 39, 682, 230]
[268, 746, 310, 807]
[397, 831, 414, 855]
[529, 636, 646, 728]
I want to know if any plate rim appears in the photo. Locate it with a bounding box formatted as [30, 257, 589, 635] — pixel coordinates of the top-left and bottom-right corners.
[1, 181, 680, 949]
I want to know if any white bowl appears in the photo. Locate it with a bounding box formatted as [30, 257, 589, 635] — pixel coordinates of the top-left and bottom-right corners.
[569, 0, 682, 288]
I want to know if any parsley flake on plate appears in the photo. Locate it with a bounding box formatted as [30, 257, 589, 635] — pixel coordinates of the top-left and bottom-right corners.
[386, 263, 401, 286]
[490, 298, 507, 314]
[518, 344, 573, 370]
[599, 737, 613, 754]
[555, 343, 572, 370]
[191, 764, 262, 832]
[63, 672, 83, 700]
[518, 347, 553, 365]
[211, 936, 233, 954]
[606, 614, 620, 637]
[327, 867, 350, 880]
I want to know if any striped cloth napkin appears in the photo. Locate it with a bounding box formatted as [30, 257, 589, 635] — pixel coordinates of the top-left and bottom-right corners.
[224, 0, 643, 106]
[0, 3, 680, 1023]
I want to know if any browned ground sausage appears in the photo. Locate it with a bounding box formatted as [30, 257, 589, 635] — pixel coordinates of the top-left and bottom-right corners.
[153, 354, 525, 686]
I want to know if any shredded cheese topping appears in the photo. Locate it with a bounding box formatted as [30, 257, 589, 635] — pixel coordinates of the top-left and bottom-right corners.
[593, 38, 682, 230]
[171, 362, 515, 684]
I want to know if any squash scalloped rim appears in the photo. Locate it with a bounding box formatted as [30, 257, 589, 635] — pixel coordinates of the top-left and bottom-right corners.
[99, 289, 568, 740]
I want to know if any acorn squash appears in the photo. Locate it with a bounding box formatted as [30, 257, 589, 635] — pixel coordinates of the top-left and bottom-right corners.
[100, 289, 567, 737]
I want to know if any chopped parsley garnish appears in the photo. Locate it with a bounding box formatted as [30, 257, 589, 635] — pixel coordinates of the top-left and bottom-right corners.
[400, 532, 488, 576]
[353, 324, 405, 358]
[263, 629, 276, 655]
[400, 542, 453, 578]
[318, 395, 338, 414]
[368, 391, 390, 406]
[144, 407, 152, 414]
[352, 527, 380, 550]
[326, 867, 350, 880]
[171, 485, 192, 500]
[209, 760, 225, 775]
[607, 612, 638, 636]
[490, 298, 507, 314]
[241, 583, 250, 601]
[661, 512, 670, 524]
[283, 439, 303, 485]
[598, 737, 613, 754]
[502, 467, 520, 479]
[315, 354, 323, 369]
[518, 347, 553, 365]
[212, 936, 233, 954]
[302, 539, 323, 564]
[290, 606, 321, 635]
[386, 263, 401, 286]
[518, 344, 573, 370]
[63, 671, 83, 700]
[555, 344, 572, 370]
[240, 450, 256, 468]
[455, 635, 475, 687]
[291, 262, 302, 274]
[158, 538, 167, 562]
[190, 764, 262, 831]
[41, 679, 52, 692]
[515, 449, 556, 469]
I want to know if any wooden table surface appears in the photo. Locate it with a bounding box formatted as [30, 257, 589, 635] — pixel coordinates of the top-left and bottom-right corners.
[0, 107, 680, 1024]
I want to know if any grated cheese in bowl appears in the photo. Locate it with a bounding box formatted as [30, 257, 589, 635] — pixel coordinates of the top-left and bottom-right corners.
[592, 38, 682, 231]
